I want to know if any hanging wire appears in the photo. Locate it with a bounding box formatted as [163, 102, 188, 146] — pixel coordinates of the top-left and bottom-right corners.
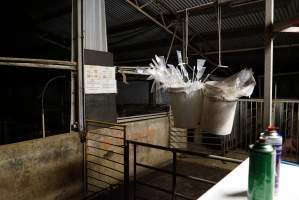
[185, 8, 189, 64]
[166, 26, 177, 63]
[218, 0, 222, 67]
[203, 0, 223, 82]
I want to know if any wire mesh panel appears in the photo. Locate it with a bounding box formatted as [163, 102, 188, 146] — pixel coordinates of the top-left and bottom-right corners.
[85, 120, 126, 195]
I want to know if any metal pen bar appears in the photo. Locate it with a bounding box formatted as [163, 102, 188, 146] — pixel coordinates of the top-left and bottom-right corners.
[169, 140, 222, 146]
[87, 153, 124, 165]
[87, 126, 125, 131]
[87, 168, 123, 182]
[134, 144, 137, 200]
[136, 181, 193, 200]
[284, 103, 288, 140]
[88, 132, 124, 140]
[87, 161, 124, 174]
[127, 140, 242, 163]
[124, 141, 130, 200]
[137, 161, 217, 185]
[87, 182, 105, 190]
[88, 139, 124, 148]
[87, 175, 111, 186]
[87, 146, 124, 156]
[172, 152, 176, 200]
[86, 119, 126, 128]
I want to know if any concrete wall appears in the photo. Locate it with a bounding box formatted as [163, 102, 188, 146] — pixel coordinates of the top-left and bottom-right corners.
[86, 114, 172, 191]
[125, 115, 172, 175]
[0, 133, 83, 200]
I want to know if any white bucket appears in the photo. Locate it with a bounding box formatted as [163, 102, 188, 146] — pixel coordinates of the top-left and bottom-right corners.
[168, 87, 203, 129]
[200, 95, 237, 135]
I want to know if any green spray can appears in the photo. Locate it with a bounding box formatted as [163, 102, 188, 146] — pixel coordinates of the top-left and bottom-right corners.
[248, 137, 275, 200]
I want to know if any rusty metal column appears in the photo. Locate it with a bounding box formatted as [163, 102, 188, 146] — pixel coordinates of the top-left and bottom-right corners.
[263, 0, 274, 127]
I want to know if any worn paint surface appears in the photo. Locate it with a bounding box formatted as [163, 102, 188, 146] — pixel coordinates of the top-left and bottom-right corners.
[0, 133, 83, 200]
[86, 116, 171, 192]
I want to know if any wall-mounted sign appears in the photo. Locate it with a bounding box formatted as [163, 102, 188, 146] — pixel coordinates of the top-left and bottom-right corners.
[84, 65, 117, 94]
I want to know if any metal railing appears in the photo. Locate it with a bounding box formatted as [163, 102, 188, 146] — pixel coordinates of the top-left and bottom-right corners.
[168, 112, 229, 156]
[124, 140, 242, 200]
[231, 99, 299, 162]
[85, 120, 127, 196]
[169, 99, 299, 162]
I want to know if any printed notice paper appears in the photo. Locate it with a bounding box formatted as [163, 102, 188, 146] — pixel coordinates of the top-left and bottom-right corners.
[84, 65, 117, 94]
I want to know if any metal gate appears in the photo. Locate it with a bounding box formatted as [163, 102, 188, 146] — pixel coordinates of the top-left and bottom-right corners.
[85, 120, 127, 197]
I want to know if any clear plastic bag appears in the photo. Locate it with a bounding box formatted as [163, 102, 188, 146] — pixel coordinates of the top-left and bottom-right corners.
[141, 54, 205, 95]
[204, 69, 256, 101]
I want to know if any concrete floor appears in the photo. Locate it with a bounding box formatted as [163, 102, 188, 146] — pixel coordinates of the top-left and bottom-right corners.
[86, 155, 239, 200]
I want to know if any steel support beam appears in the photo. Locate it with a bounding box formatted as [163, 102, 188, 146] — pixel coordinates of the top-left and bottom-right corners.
[202, 43, 299, 55]
[263, 0, 274, 127]
[126, 0, 217, 67]
[176, 0, 263, 17]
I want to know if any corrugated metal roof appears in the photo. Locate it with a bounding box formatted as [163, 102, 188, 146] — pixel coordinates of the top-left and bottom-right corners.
[106, 0, 147, 27]
[106, 0, 299, 70]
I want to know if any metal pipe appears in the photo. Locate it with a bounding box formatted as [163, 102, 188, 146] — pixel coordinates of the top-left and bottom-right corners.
[183, 9, 189, 64]
[78, 0, 85, 134]
[0, 62, 76, 70]
[70, 72, 76, 131]
[176, 0, 263, 16]
[75, 0, 86, 196]
[126, 140, 243, 163]
[166, 27, 177, 63]
[0, 57, 76, 66]
[41, 76, 66, 138]
[177, 1, 216, 15]
[217, 1, 221, 67]
[124, 140, 130, 200]
[263, 0, 274, 127]
[201, 43, 299, 55]
[172, 152, 177, 200]
[133, 144, 137, 200]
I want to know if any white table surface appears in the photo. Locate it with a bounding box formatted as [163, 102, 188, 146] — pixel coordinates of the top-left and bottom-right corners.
[198, 159, 299, 200]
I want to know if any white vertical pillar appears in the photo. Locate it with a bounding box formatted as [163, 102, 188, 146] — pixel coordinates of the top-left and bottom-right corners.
[264, 0, 274, 127]
[83, 0, 108, 52]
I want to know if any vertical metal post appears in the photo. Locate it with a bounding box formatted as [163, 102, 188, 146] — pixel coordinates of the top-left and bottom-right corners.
[172, 151, 177, 200]
[133, 144, 137, 200]
[74, 0, 86, 195]
[76, 0, 85, 133]
[71, 0, 76, 62]
[124, 140, 130, 200]
[70, 0, 76, 131]
[263, 0, 274, 127]
[183, 9, 189, 64]
[182, 20, 187, 64]
[70, 71, 76, 131]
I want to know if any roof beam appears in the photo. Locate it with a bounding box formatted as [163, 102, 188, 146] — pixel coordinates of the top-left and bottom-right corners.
[126, 0, 218, 67]
[109, 38, 180, 52]
[107, 15, 175, 35]
[176, 0, 264, 18]
[109, 25, 265, 52]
